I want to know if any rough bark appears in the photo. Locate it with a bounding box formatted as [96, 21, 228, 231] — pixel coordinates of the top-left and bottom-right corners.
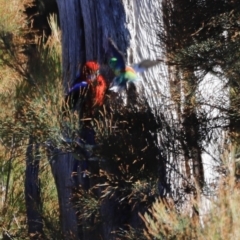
[47, 2, 85, 239]
[56, 0, 85, 90]
[54, 1, 130, 239]
[55, 0, 166, 239]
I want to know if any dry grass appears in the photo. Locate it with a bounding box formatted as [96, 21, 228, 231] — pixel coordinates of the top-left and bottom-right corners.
[139, 142, 240, 240]
[0, 143, 29, 238]
[0, 2, 64, 239]
[0, 0, 33, 34]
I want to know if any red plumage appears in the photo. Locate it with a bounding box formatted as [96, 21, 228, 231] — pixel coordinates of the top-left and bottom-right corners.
[85, 61, 100, 72]
[82, 61, 107, 110]
[90, 75, 107, 107]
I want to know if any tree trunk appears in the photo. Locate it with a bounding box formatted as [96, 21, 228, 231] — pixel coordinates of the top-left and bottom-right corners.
[55, 0, 166, 239]
[50, 152, 79, 239]
[182, 69, 204, 190]
[25, 137, 44, 239]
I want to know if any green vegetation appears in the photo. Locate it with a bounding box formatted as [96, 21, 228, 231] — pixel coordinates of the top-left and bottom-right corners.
[0, 0, 240, 240]
[0, 0, 62, 238]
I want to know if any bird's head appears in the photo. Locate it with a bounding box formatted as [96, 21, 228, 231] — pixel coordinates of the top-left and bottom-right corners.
[85, 61, 100, 71]
[82, 61, 100, 82]
[109, 58, 118, 69]
[109, 57, 122, 76]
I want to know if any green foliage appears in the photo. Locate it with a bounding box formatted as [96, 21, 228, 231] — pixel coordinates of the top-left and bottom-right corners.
[0, 0, 63, 238]
[2, 0, 240, 239]
[70, 99, 163, 237]
[39, 156, 62, 239]
[0, 149, 27, 239]
[73, 187, 100, 225]
[0, 148, 61, 239]
[95, 103, 162, 179]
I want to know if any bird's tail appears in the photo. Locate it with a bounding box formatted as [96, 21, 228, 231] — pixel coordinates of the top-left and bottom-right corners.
[128, 76, 142, 84]
[109, 85, 125, 93]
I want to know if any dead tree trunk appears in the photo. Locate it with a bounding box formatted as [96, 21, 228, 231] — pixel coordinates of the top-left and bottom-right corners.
[55, 1, 130, 239]
[48, 1, 86, 239]
[55, 0, 166, 239]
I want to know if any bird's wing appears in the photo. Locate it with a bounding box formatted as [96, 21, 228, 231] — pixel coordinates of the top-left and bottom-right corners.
[108, 38, 126, 71]
[132, 59, 162, 73]
[68, 82, 88, 94]
[109, 71, 139, 93]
